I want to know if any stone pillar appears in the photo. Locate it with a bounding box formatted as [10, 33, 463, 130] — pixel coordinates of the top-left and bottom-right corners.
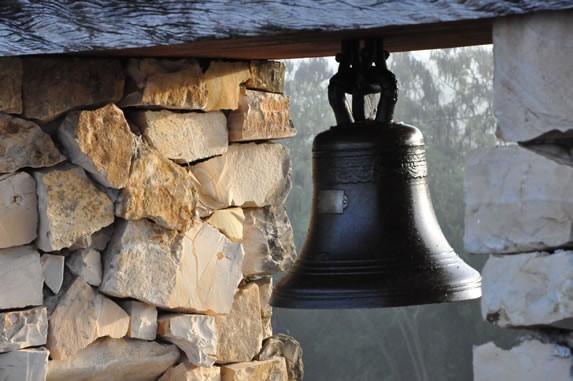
[468, 12, 573, 380]
[0, 56, 300, 380]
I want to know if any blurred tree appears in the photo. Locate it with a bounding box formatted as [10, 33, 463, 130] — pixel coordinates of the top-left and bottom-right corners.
[274, 47, 520, 381]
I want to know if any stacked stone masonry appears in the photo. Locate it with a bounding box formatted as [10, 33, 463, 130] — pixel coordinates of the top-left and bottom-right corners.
[470, 12, 573, 381]
[0, 56, 303, 380]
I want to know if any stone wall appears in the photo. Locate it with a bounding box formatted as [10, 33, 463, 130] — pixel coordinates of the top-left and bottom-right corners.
[470, 12, 573, 380]
[0, 56, 303, 380]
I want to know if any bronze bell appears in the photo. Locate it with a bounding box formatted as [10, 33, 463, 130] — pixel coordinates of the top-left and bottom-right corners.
[270, 40, 481, 309]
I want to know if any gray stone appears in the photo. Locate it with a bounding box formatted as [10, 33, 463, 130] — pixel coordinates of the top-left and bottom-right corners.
[464, 146, 573, 254]
[0, 114, 64, 174]
[0, 307, 47, 353]
[22, 57, 124, 122]
[159, 363, 221, 381]
[132, 110, 228, 163]
[0, 246, 43, 309]
[494, 12, 573, 142]
[474, 340, 572, 381]
[0, 172, 38, 249]
[40, 254, 65, 294]
[257, 334, 303, 381]
[189, 143, 292, 216]
[35, 164, 115, 252]
[242, 206, 296, 277]
[66, 248, 103, 286]
[46, 337, 179, 381]
[0, 349, 49, 381]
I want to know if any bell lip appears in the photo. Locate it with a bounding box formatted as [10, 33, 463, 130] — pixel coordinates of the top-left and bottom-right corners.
[270, 280, 482, 309]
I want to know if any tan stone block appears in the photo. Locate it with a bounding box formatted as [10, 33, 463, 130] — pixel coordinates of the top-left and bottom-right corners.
[122, 59, 249, 111]
[116, 146, 196, 231]
[0, 114, 64, 173]
[132, 110, 228, 163]
[0, 307, 47, 353]
[228, 89, 294, 142]
[66, 248, 102, 286]
[0, 57, 22, 114]
[40, 254, 64, 294]
[0, 172, 38, 249]
[206, 207, 245, 243]
[22, 57, 124, 122]
[203, 61, 250, 111]
[242, 206, 296, 277]
[0, 349, 48, 381]
[101, 219, 244, 315]
[58, 104, 136, 188]
[251, 277, 273, 338]
[47, 277, 129, 360]
[120, 300, 158, 340]
[246, 61, 285, 94]
[474, 340, 571, 381]
[47, 337, 179, 381]
[189, 143, 291, 216]
[35, 164, 114, 252]
[0, 245, 43, 309]
[215, 283, 263, 364]
[158, 314, 217, 367]
[221, 358, 287, 381]
[159, 362, 221, 381]
[258, 334, 303, 381]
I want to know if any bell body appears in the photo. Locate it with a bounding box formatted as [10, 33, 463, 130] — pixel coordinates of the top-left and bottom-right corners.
[271, 121, 481, 309]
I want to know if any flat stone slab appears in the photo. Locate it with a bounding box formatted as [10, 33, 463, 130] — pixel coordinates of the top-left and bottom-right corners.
[0, 245, 43, 309]
[0, 349, 49, 381]
[0, 57, 22, 114]
[464, 146, 573, 254]
[0, 307, 47, 353]
[0, 172, 38, 249]
[221, 358, 287, 381]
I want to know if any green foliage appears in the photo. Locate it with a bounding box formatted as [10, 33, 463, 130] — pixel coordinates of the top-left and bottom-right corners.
[273, 47, 521, 381]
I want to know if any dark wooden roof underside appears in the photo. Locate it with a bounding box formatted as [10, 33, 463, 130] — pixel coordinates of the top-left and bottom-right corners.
[1, 1, 572, 58]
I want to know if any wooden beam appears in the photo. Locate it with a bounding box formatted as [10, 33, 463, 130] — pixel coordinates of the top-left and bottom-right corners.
[0, 1, 571, 58]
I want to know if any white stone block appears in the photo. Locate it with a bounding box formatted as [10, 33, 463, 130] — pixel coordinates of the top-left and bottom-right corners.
[464, 146, 573, 254]
[474, 340, 572, 381]
[221, 358, 287, 381]
[133, 110, 228, 163]
[0, 349, 48, 381]
[46, 337, 179, 381]
[481, 250, 573, 328]
[101, 219, 244, 315]
[0, 246, 43, 309]
[494, 12, 573, 142]
[120, 300, 158, 341]
[0, 307, 47, 353]
[40, 254, 64, 294]
[189, 143, 291, 216]
[0, 172, 38, 249]
[206, 207, 245, 243]
[158, 314, 217, 367]
[47, 277, 129, 360]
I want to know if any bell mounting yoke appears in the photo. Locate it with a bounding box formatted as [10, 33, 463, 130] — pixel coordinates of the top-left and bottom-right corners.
[328, 38, 398, 126]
